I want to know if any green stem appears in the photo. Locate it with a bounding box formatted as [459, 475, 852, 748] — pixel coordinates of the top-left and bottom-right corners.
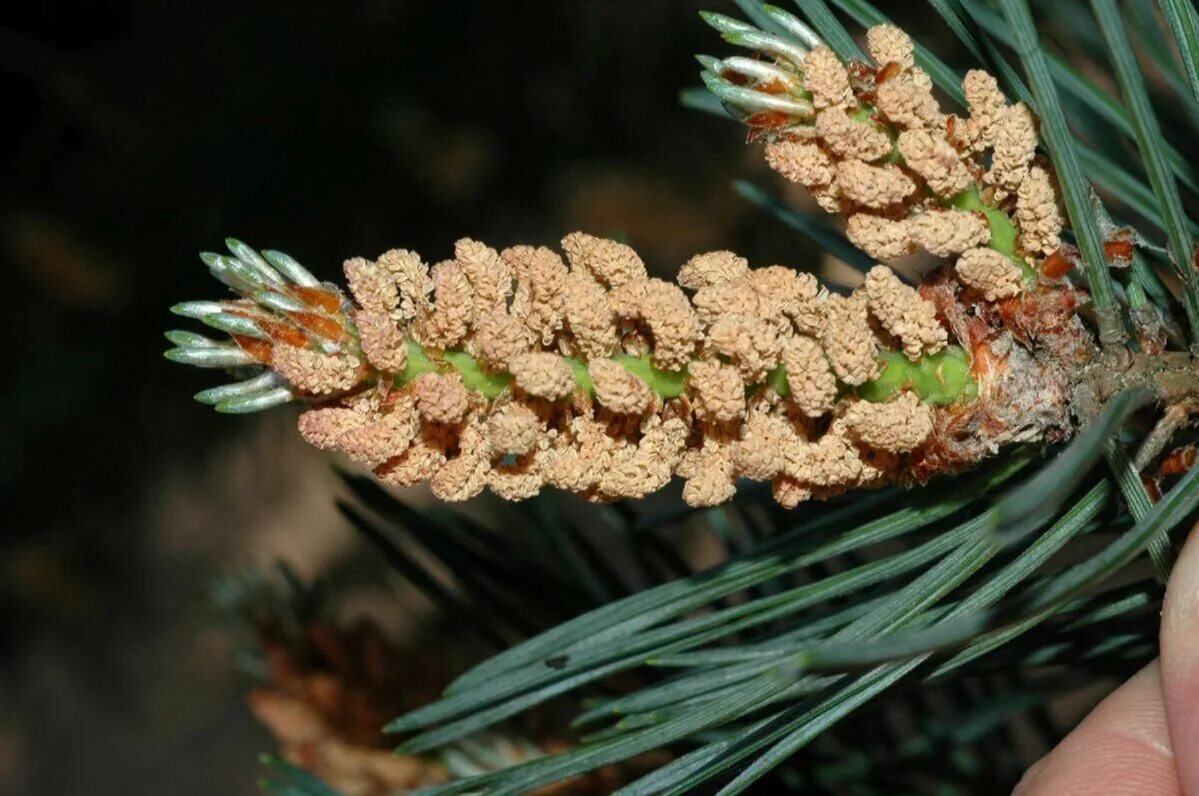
[851, 104, 905, 165]
[394, 342, 687, 401]
[949, 187, 1034, 280]
[610, 353, 689, 398]
[391, 339, 977, 408]
[857, 347, 978, 406]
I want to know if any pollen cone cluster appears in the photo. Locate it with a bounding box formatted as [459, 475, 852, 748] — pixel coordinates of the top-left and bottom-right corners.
[163, 22, 1095, 510]
[309, 235, 968, 508]
[703, 17, 1065, 300]
[166, 233, 986, 508]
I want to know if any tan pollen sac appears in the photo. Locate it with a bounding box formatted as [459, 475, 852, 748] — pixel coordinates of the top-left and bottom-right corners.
[454, 238, 513, 309]
[374, 429, 449, 487]
[815, 108, 893, 162]
[589, 358, 654, 415]
[706, 313, 783, 382]
[595, 448, 647, 501]
[509, 351, 576, 399]
[341, 388, 382, 416]
[836, 160, 916, 209]
[764, 138, 836, 189]
[488, 449, 546, 501]
[468, 306, 531, 370]
[639, 279, 700, 370]
[802, 46, 853, 108]
[272, 345, 362, 396]
[353, 310, 407, 373]
[429, 419, 492, 502]
[987, 103, 1038, 196]
[562, 274, 618, 359]
[787, 428, 863, 488]
[820, 292, 880, 386]
[896, 129, 973, 198]
[692, 279, 772, 330]
[767, 270, 825, 335]
[956, 247, 1025, 301]
[542, 416, 617, 493]
[647, 415, 690, 463]
[487, 402, 542, 456]
[416, 260, 474, 349]
[812, 177, 846, 214]
[430, 453, 490, 502]
[782, 334, 838, 418]
[606, 278, 649, 320]
[297, 407, 368, 450]
[561, 231, 647, 288]
[1015, 166, 1063, 256]
[746, 266, 824, 334]
[681, 444, 737, 507]
[846, 214, 914, 261]
[505, 246, 569, 345]
[375, 248, 431, 322]
[866, 24, 915, 71]
[732, 409, 791, 481]
[677, 251, 749, 290]
[412, 372, 472, 424]
[772, 475, 813, 509]
[856, 439, 901, 486]
[876, 77, 941, 130]
[863, 265, 947, 360]
[337, 400, 420, 467]
[908, 66, 934, 94]
[598, 418, 686, 500]
[909, 210, 991, 257]
[688, 359, 746, 423]
[843, 392, 934, 453]
[343, 257, 399, 314]
[953, 70, 1007, 153]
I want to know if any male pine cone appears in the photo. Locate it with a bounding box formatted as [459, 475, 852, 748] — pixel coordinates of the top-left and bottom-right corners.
[164, 23, 1100, 508]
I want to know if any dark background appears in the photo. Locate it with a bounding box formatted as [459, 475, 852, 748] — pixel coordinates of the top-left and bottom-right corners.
[0, 2, 976, 793]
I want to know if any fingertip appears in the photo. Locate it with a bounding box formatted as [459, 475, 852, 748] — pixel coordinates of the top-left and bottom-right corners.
[1016, 662, 1180, 795]
[1161, 523, 1199, 793]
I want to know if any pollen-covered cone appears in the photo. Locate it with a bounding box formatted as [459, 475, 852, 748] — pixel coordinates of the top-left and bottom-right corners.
[163, 22, 1096, 512]
[166, 222, 1092, 509]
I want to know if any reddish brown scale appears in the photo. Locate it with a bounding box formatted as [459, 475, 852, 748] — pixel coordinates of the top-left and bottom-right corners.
[226, 305, 272, 322]
[1160, 445, 1197, 477]
[970, 335, 1006, 386]
[288, 311, 345, 341]
[292, 286, 342, 314]
[260, 319, 311, 348]
[1103, 239, 1133, 265]
[1142, 476, 1163, 502]
[1141, 446, 1197, 502]
[233, 335, 274, 364]
[847, 60, 877, 102]
[721, 69, 750, 86]
[745, 111, 793, 130]
[918, 268, 963, 329]
[909, 402, 1007, 483]
[1137, 327, 1167, 358]
[994, 295, 1037, 346]
[994, 285, 1083, 351]
[756, 78, 789, 95]
[875, 62, 903, 84]
[1041, 249, 1071, 279]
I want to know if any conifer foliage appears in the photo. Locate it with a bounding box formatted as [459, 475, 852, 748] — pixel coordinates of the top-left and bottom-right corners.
[167, 1, 1199, 792]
